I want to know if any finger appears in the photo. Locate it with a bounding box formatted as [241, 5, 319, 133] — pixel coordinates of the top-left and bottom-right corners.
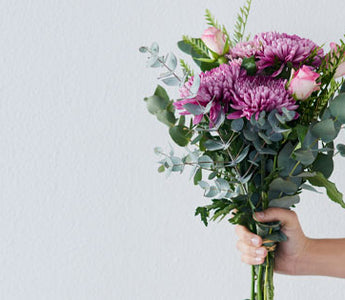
[235, 225, 263, 247]
[254, 208, 298, 230]
[236, 240, 267, 258]
[241, 254, 265, 265]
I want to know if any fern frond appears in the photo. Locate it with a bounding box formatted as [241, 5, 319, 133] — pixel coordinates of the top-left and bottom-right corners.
[205, 9, 221, 30]
[205, 9, 230, 41]
[182, 35, 210, 58]
[232, 0, 252, 44]
[180, 59, 194, 78]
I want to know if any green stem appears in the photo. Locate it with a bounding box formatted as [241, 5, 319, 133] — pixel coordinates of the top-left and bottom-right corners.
[251, 265, 256, 300]
[257, 265, 263, 300]
[264, 256, 269, 300]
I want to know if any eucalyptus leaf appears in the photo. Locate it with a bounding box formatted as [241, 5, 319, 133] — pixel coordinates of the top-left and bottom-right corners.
[205, 186, 219, 198]
[169, 125, 192, 146]
[293, 148, 316, 166]
[165, 52, 177, 70]
[269, 195, 300, 209]
[204, 139, 225, 151]
[301, 183, 321, 193]
[198, 155, 214, 169]
[311, 153, 334, 179]
[311, 119, 338, 143]
[269, 178, 298, 195]
[337, 144, 345, 157]
[162, 76, 180, 86]
[329, 93, 345, 123]
[139, 46, 148, 53]
[231, 118, 244, 132]
[156, 110, 176, 127]
[150, 42, 159, 54]
[183, 103, 204, 115]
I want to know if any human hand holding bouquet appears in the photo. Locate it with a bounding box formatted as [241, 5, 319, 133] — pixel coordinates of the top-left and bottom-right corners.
[139, 1, 345, 299]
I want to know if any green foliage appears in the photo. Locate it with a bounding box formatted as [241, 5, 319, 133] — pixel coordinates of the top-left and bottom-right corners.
[182, 36, 210, 58]
[232, 0, 252, 44]
[307, 172, 345, 208]
[144, 85, 177, 127]
[311, 152, 334, 179]
[241, 56, 257, 75]
[169, 125, 192, 146]
[269, 195, 300, 209]
[179, 59, 194, 78]
[329, 93, 345, 124]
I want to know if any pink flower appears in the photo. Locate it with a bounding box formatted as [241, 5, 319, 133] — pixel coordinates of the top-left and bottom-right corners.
[329, 42, 345, 78]
[288, 66, 320, 100]
[201, 27, 226, 55]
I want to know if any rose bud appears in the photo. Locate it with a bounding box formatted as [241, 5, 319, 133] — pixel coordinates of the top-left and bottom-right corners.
[201, 27, 226, 55]
[288, 65, 320, 100]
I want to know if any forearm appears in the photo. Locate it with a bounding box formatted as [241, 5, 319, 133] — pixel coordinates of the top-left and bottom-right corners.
[296, 238, 345, 278]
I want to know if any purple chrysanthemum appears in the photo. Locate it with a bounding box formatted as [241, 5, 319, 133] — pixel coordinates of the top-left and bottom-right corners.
[227, 74, 298, 120]
[254, 32, 324, 76]
[228, 40, 261, 59]
[228, 32, 324, 77]
[174, 61, 245, 126]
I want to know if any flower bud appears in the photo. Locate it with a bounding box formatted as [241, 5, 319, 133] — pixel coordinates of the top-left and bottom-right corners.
[288, 66, 320, 100]
[201, 27, 226, 55]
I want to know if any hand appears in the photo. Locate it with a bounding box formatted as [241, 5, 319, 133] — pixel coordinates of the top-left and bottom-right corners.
[235, 208, 310, 275]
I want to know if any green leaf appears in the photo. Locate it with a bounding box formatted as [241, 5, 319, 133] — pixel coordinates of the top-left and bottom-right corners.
[311, 153, 334, 179]
[204, 139, 225, 151]
[293, 148, 316, 166]
[232, 0, 252, 44]
[269, 195, 300, 209]
[269, 178, 298, 195]
[194, 168, 202, 185]
[158, 165, 165, 173]
[295, 124, 309, 144]
[329, 93, 345, 124]
[156, 110, 176, 127]
[195, 207, 209, 226]
[154, 85, 169, 101]
[182, 36, 210, 58]
[241, 56, 257, 75]
[169, 125, 192, 147]
[198, 155, 214, 169]
[337, 143, 345, 157]
[311, 119, 338, 143]
[231, 118, 244, 132]
[145, 95, 169, 114]
[307, 172, 345, 208]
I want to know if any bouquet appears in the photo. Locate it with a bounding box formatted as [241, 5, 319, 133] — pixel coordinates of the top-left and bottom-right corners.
[139, 1, 345, 299]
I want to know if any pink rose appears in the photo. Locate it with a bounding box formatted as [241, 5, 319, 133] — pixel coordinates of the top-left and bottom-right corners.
[288, 66, 320, 100]
[201, 27, 226, 55]
[329, 42, 345, 78]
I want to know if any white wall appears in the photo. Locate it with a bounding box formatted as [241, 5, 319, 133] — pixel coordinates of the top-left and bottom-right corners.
[0, 0, 344, 299]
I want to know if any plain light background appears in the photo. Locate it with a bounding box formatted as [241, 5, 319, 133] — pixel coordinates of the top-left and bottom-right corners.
[0, 0, 344, 299]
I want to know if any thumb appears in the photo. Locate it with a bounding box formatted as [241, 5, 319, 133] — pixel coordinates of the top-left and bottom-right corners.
[254, 208, 298, 230]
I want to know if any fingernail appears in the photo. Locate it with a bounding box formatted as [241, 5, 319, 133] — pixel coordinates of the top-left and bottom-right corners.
[251, 237, 260, 246]
[255, 212, 264, 219]
[255, 257, 263, 262]
[256, 248, 265, 256]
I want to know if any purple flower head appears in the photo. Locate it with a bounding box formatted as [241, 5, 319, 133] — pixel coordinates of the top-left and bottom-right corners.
[228, 40, 261, 59]
[227, 74, 298, 120]
[254, 32, 324, 76]
[174, 62, 245, 126]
